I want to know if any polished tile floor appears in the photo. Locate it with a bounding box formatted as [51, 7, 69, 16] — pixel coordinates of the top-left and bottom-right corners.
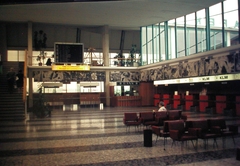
[0, 106, 240, 166]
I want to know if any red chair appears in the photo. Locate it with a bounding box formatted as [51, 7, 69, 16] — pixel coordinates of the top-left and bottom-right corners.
[152, 120, 170, 150]
[168, 120, 198, 150]
[123, 113, 141, 132]
[208, 118, 238, 146]
[139, 112, 159, 128]
[155, 111, 168, 126]
[191, 119, 219, 149]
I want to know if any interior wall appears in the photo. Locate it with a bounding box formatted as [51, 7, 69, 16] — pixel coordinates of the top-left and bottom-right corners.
[4, 22, 140, 53]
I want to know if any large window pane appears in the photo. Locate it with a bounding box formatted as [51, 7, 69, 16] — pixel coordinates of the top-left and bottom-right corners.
[209, 3, 223, 50]
[186, 13, 196, 55]
[160, 22, 166, 61]
[147, 26, 153, 64]
[153, 24, 160, 62]
[197, 9, 206, 53]
[224, 0, 239, 46]
[141, 27, 147, 65]
[168, 19, 176, 59]
[176, 16, 185, 57]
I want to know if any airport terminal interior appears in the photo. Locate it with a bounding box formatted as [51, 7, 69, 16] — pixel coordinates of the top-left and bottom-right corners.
[1, 0, 240, 165]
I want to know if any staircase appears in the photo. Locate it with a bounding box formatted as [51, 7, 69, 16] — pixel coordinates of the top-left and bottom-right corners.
[0, 62, 26, 121]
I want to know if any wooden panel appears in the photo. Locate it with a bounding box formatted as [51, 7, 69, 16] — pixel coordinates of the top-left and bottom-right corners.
[139, 82, 154, 106]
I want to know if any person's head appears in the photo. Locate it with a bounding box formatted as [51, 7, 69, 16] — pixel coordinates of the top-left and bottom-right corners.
[159, 101, 164, 107]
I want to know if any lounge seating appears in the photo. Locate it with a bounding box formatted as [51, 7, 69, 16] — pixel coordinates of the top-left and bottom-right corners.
[191, 119, 219, 149]
[208, 118, 238, 146]
[123, 113, 141, 131]
[152, 120, 170, 150]
[168, 120, 198, 150]
[155, 111, 168, 126]
[139, 112, 159, 127]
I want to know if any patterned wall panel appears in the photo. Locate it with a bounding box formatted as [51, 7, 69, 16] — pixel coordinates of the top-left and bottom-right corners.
[139, 53, 239, 81]
[110, 71, 140, 82]
[205, 54, 235, 75]
[33, 71, 106, 82]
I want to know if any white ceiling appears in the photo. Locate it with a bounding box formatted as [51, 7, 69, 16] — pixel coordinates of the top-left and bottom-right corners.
[0, 0, 223, 30]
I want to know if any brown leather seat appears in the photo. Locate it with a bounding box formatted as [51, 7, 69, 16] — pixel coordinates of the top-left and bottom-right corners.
[191, 119, 218, 149]
[140, 112, 159, 127]
[208, 118, 238, 146]
[123, 112, 141, 131]
[168, 120, 198, 150]
[152, 120, 171, 150]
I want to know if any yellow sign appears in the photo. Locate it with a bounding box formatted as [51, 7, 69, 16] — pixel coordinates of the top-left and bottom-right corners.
[52, 64, 90, 71]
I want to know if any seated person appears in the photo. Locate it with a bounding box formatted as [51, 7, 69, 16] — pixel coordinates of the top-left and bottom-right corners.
[153, 101, 167, 112]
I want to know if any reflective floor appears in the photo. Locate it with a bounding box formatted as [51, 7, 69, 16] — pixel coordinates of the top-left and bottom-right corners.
[0, 106, 240, 166]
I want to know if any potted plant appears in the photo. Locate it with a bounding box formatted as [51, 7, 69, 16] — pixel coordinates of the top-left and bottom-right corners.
[36, 51, 46, 66]
[30, 84, 51, 118]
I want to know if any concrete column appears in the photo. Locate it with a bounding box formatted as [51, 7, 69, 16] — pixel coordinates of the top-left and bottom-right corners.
[102, 25, 110, 107]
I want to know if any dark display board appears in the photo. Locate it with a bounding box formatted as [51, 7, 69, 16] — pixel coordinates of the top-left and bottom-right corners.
[54, 42, 84, 63]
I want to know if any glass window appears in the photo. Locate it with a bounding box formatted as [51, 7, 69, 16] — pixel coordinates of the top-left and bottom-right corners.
[32, 51, 54, 66]
[224, 0, 239, 46]
[141, 27, 147, 65]
[209, 3, 223, 50]
[153, 24, 160, 63]
[176, 16, 185, 57]
[33, 81, 104, 93]
[147, 25, 153, 64]
[196, 9, 206, 53]
[168, 19, 176, 60]
[186, 13, 196, 55]
[84, 50, 103, 66]
[160, 22, 166, 61]
[7, 50, 26, 62]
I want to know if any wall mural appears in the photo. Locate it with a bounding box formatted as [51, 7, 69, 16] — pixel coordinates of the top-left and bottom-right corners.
[32, 71, 106, 82]
[139, 52, 239, 81]
[236, 53, 240, 71]
[110, 71, 140, 82]
[32, 53, 239, 83]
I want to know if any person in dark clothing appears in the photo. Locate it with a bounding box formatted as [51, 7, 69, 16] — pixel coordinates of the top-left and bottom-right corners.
[16, 70, 24, 92]
[46, 58, 52, 66]
[6, 67, 16, 93]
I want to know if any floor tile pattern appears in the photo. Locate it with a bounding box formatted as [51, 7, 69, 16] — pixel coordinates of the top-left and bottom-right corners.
[0, 106, 240, 166]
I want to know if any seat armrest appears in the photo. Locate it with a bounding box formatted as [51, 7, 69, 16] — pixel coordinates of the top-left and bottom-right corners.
[152, 126, 161, 135]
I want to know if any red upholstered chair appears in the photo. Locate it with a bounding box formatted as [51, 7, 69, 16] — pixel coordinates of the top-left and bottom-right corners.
[155, 111, 168, 126]
[123, 113, 141, 131]
[168, 110, 181, 120]
[152, 120, 170, 150]
[191, 119, 219, 149]
[208, 118, 238, 146]
[168, 120, 198, 150]
[139, 112, 159, 128]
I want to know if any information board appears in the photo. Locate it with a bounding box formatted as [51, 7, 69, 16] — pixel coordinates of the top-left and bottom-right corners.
[54, 42, 84, 63]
